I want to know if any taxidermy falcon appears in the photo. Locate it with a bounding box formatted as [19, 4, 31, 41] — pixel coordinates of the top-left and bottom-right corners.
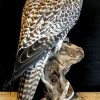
[3, 0, 83, 99]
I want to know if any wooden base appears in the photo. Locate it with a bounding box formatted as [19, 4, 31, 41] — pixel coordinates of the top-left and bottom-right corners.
[76, 92, 100, 100]
[0, 92, 17, 100]
[0, 92, 100, 100]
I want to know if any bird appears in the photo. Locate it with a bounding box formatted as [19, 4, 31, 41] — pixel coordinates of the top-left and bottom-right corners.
[3, 0, 83, 100]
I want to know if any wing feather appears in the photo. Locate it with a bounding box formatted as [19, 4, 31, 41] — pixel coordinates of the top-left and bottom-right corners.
[14, 0, 81, 81]
[3, 0, 82, 90]
[18, 0, 65, 50]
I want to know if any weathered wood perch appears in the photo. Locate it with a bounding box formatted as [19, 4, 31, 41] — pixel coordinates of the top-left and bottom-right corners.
[41, 42, 84, 100]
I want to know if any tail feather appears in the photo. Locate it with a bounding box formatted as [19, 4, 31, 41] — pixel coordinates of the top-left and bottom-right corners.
[17, 52, 50, 100]
[17, 63, 43, 100]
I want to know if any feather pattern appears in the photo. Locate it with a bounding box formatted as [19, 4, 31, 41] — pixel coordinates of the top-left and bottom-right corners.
[15, 0, 81, 79]
[17, 52, 50, 100]
[3, 0, 82, 99]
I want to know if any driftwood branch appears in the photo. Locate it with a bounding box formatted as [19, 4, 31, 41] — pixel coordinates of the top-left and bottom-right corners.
[41, 42, 84, 100]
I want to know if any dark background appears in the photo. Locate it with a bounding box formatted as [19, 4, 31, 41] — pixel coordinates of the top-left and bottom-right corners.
[0, 0, 100, 94]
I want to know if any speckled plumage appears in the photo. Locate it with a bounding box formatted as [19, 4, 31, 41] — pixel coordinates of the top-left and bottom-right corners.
[4, 0, 83, 100]
[18, 0, 81, 50]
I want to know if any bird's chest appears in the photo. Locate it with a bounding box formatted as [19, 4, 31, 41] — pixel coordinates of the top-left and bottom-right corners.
[19, 0, 80, 49]
[39, 2, 79, 34]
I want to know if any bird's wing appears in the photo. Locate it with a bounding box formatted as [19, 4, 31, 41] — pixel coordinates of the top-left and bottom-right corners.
[18, 0, 63, 50]
[14, 0, 81, 81]
[14, 0, 64, 80]
[15, 0, 82, 99]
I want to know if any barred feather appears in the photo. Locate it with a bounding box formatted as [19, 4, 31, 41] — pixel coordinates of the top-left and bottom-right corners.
[3, 0, 83, 99]
[17, 52, 50, 100]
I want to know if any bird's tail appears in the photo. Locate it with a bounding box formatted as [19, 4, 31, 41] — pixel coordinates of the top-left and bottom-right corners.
[17, 52, 50, 100]
[17, 65, 43, 100]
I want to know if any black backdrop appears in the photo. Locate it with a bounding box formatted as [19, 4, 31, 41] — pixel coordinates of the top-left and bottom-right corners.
[0, 0, 100, 92]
